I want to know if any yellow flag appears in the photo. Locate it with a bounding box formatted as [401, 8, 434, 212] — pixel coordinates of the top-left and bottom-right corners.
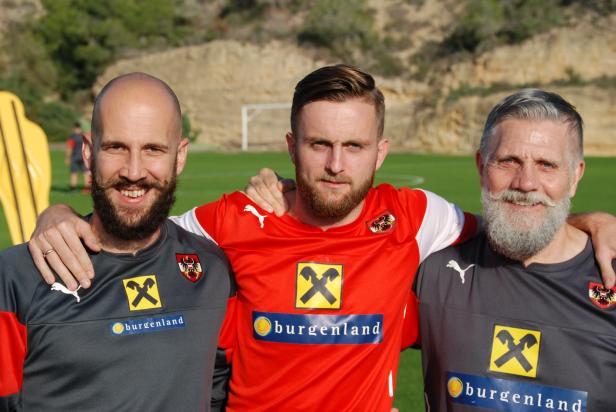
[0, 91, 51, 244]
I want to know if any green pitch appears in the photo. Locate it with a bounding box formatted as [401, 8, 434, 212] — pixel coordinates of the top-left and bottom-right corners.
[1, 150, 614, 410]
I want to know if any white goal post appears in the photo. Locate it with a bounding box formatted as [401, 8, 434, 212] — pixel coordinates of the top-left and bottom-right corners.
[241, 103, 292, 151]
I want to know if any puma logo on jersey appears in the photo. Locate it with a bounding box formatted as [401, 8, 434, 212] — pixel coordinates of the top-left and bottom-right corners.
[243, 205, 267, 228]
[51, 282, 81, 303]
[446, 260, 475, 284]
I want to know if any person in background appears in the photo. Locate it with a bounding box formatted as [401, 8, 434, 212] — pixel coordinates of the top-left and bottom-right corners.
[65, 122, 90, 193]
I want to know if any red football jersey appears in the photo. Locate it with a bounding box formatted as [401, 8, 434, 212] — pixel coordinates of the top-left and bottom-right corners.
[175, 184, 474, 411]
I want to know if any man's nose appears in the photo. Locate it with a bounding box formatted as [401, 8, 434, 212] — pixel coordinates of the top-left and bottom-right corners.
[511, 164, 540, 192]
[326, 146, 344, 174]
[121, 152, 147, 181]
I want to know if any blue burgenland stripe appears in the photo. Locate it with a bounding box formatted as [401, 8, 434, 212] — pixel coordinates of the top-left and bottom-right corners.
[110, 314, 185, 336]
[252, 311, 383, 344]
[447, 372, 587, 412]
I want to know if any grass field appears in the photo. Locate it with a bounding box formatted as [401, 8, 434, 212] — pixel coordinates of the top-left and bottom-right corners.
[1, 150, 614, 410]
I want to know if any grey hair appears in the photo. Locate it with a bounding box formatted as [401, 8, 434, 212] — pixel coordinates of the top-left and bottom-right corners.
[479, 88, 583, 165]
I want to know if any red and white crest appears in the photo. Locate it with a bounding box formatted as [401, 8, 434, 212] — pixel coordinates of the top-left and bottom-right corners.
[176, 253, 203, 283]
[367, 212, 396, 234]
[588, 282, 616, 309]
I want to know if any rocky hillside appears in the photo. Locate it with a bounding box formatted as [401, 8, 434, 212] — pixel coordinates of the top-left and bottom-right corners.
[2, 0, 615, 155]
[97, 6, 616, 155]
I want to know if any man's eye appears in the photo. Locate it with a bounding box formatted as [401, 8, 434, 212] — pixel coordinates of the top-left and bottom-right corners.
[144, 146, 165, 153]
[539, 161, 557, 169]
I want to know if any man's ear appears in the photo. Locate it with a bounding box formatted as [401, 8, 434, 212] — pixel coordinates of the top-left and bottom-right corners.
[175, 138, 189, 176]
[82, 133, 93, 172]
[475, 151, 486, 186]
[286, 132, 296, 165]
[375, 137, 389, 171]
[568, 159, 586, 198]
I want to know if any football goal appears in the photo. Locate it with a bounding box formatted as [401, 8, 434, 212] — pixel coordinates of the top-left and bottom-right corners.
[241, 103, 292, 151]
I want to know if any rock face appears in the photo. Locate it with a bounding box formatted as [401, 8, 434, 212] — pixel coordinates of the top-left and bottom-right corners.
[409, 12, 616, 156]
[407, 87, 616, 156]
[96, 10, 616, 155]
[95, 40, 323, 150]
[440, 14, 616, 91]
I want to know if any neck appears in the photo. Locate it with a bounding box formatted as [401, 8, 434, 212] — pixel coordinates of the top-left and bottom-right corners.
[522, 223, 588, 266]
[90, 213, 162, 254]
[285, 190, 365, 231]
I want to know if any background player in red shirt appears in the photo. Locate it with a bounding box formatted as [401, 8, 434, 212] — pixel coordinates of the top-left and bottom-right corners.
[65, 122, 90, 193]
[27, 65, 616, 411]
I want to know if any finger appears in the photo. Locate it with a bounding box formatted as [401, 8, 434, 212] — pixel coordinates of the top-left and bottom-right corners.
[255, 181, 284, 215]
[78, 220, 102, 253]
[28, 238, 57, 285]
[597, 254, 616, 288]
[270, 181, 289, 216]
[43, 250, 81, 291]
[259, 168, 279, 186]
[44, 228, 91, 289]
[65, 220, 99, 278]
[246, 179, 274, 214]
[250, 175, 284, 214]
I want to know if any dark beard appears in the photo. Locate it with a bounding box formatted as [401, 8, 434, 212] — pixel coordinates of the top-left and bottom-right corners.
[91, 164, 176, 241]
[296, 170, 374, 219]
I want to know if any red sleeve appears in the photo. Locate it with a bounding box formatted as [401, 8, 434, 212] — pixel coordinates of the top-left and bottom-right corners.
[66, 138, 75, 150]
[0, 312, 26, 396]
[452, 212, 478, 245]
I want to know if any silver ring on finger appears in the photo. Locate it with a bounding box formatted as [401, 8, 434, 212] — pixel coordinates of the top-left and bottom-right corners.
[43, 248, 56, 258]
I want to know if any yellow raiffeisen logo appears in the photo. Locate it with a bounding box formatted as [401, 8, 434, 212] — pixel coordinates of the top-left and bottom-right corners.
[122, 275, 162, 311]
[489, 325, 541, 378]
[295, 262, 343, 309]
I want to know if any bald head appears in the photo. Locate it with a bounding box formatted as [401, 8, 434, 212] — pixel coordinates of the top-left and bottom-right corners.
[91, 73, 182, 148]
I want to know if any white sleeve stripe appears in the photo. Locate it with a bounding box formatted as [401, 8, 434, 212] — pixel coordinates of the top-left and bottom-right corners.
[169, 207, 218, 245]
[415, 189, 465, 263]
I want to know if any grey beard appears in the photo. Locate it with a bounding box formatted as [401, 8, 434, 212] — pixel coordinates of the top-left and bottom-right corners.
[481, 188, 571, 261]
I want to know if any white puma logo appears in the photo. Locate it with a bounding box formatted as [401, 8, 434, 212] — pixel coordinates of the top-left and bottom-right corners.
[243, 205, 267, 228]
[51, 282, 82, 303]
[446, 260, 475, 284]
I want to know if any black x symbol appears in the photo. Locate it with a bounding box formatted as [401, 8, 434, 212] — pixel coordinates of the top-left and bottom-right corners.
[299, 267, 339, 304]
[494, 330, 537, 372]
[126, 278, 158, 307]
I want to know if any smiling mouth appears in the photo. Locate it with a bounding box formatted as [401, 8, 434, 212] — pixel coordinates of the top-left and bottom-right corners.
[117, 188, 149, 200]
[120, 189, 146, 198]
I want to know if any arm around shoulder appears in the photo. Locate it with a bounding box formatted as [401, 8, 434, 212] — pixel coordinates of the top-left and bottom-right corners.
[568, 212, 616, 287]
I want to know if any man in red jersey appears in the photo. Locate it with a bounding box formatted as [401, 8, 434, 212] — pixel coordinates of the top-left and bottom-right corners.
[27, 65, 616, 411]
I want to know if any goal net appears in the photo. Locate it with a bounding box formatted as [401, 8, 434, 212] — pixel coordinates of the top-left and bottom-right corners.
[241, 103, 291, 151]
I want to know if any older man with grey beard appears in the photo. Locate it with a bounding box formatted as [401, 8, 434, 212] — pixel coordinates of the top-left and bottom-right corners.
[414, 88, 616, 412]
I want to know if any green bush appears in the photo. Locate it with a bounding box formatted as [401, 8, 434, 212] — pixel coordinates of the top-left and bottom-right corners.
[35, 0, 192, 94]
[298, 0, 378, 59]
[442, 0, 563, 54]
[0, 71, 79, 142]
[182, 113, 201, 143]
[30, 100, 81, 142]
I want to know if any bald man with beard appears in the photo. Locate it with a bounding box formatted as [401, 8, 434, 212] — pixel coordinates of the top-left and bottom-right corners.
[0, 73, 233, 411]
